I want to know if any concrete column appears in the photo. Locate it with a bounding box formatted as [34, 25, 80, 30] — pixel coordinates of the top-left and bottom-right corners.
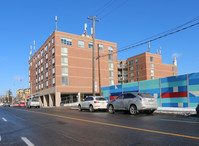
[55, 92, 61, 107]
[78, 92, 81, 102]
[49, 94, 53, 107]
[43, 95, 47, 107]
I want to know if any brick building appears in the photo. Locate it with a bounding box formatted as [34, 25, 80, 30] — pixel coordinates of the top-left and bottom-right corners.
[118, 52, 177, 83]
[29, 31, 118, 107]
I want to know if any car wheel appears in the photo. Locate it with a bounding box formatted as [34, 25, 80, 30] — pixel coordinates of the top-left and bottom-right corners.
[129, 105, 137, 115]
[108, 105, 115, 114]
[30, 106, 31, 108]
[89, 105, 94, 112]
[78, 105, 82, 111]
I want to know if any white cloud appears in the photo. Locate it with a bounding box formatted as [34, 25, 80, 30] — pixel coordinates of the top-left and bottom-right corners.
[13, 76, 23, 81]
[171, 53, 182, 58]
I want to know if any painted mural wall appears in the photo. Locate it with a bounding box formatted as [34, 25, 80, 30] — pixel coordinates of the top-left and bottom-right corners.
[101, 72, 199, 108]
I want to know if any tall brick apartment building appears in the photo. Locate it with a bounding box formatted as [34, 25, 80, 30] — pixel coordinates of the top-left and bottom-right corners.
[29, 31, 118, 107]
[118, 52, 177, 83]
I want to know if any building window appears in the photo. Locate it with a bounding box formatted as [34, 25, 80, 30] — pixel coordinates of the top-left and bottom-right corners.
[98, 44, 103, 50]
[52, 57, 55, 64]
[49, 41, 51, 48]
[52, 37, 55, 45]
[108, 46, 113, 52]
[150, 56, 154, 62]
[61, 47, 68, 56]
[46, 80, 48, 87]
[136, 58, 139, 63]
[41, 83, 44, 89]
[41, 58, 43, 64]
[137, 71, 139, 76]
[78, 40, 84, 48]
[151, 70, 154, 76]
[45, 54, 48, 60]
[53, 67, 55, 74]
[88, 42, 93, 49]
[109, 62, 114, 70]
[61, 57, 68, 65]
[109, 80, 114, 86]
[46, 72, 48, 78]
[39, 84, 40, 89]
[52, 47, 55, 54]
[45, 45, 48, 52]
[108, 54, 113, 61]
[38, 53, 40, 59]
[38, 61, 40, 66]
[62, 77, 68, 86]
[61, 67, 68, 76]
[49, 60, 51, 66]
[128, 60, 134, 65]
[151, 63, 154, 69]
[137, 78, 139, 81]
[38, 76, 40, 82]
[129, 73, 134, 77]
[41, 49, 44, 56]
[53, 77, 55, 85]
[151, 76, 155, 79]
[41, 66, 44, 72]
[61, 37, 72, 46]
[45, 63, 48, 69]
[129, 66, 134, 71]
[109, 71, 114, 78]
[49, 69, 51, 75]
[38, 68, 40, 74]
[130, 79, 134, 82]
[136, 65, 139, 69]
[41, 74, 44, 80]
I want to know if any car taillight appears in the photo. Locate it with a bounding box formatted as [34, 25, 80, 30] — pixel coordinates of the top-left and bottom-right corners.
[106, 101, 108, 103]
[30, 102, 31, 104]
[94, 101, 99, 103]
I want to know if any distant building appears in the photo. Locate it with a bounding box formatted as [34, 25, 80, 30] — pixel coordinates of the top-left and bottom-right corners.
[117, 60, 128, 84]
[29, 31, 118, 107]
[17, 88, 30, 101]
[118, 52, 177, 83]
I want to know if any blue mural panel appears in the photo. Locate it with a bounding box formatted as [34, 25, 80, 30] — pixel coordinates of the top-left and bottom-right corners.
[161, 74, 187, 83]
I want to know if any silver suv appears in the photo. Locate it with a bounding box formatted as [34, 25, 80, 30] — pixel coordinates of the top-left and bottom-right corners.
[107, 92, 158, 115]
[27, 98, 40, 108]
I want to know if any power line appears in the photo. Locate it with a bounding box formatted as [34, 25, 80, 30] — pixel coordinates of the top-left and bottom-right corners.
[99, 0, 129, 20]
[98, 21, 199, 59]
[95, 0, 115, 17]
[118, 15, 199, 51]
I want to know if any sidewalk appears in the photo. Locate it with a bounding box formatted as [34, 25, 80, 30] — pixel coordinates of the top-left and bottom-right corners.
[155, 107, 196, 115]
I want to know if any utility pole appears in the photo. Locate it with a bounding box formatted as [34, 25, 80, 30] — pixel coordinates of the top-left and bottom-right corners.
[97, 47, 101, 96]
[87, 16, 100, 96]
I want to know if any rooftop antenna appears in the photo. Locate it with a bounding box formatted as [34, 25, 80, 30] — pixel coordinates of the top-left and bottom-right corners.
[157, 49, 159, 54]
[33, 40, 36, 54]
[55, 16, 57, 31]
[159, 46, 161, 54]
[147, 41, 150, 52]
[29, 45, 32, 60]
[84, 23, 87, 36]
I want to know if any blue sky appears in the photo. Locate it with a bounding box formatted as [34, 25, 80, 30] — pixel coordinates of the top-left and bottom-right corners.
[0, 0, 199, 96]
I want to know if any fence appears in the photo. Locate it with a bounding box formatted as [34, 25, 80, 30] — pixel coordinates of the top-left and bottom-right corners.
[101, 72, 199, 108]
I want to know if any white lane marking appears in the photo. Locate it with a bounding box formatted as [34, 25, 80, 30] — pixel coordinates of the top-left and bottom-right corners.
[21, 137, 35, 146]
[2, 118, 7, 122]
[159, 118, 199, 124]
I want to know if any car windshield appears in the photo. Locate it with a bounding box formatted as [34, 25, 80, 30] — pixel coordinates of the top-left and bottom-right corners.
[138, 93, 154, 98]
[96, 97, 106, 101]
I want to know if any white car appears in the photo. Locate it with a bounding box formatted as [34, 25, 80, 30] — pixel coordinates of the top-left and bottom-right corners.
[27, 98, 40, 108]
[78, 96, 108, 112]
[0, 102, 3, 106]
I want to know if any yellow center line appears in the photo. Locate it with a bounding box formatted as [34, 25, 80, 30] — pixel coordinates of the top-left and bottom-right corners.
[12, 108, 199, 140]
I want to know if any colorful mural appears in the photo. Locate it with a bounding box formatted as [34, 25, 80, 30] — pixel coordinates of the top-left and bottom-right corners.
[101, 72, 199, 108]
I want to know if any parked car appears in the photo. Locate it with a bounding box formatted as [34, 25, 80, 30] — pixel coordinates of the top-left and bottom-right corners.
[13, 103, 19, 107]
[0, 102, 3, 106]
[78, 96, 108, 112]
[3, 103, 10, 107]
[19, 102, 26, 107]
[107, 92, 158, 115]
[27, 98, 40, 108]
[196, 104, 199, 116]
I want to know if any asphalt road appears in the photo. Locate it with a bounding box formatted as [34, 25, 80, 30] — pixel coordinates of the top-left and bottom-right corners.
[0, 106, 199, 146]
